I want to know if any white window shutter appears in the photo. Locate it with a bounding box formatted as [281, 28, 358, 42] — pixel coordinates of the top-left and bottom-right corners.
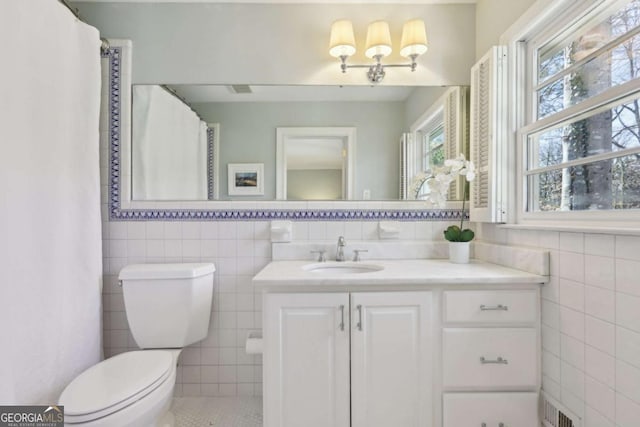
[470, 46, 508, 223]
[399, 132, 415, 200]
[443, 86, 469, 201]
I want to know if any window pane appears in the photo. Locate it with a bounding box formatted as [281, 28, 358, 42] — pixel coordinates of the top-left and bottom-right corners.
[528, 153, 640, 211]
[529, 98, 640, 169]
[539, 0, 640, 84]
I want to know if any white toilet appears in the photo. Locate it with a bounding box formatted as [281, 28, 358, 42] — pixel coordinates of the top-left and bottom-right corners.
[59, 263, 216, 426]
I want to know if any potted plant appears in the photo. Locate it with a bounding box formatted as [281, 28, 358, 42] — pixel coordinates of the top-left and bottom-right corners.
[410, 154, 476, 263]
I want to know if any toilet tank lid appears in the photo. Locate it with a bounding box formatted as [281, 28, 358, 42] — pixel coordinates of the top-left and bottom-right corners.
[119, 263, 215, 280]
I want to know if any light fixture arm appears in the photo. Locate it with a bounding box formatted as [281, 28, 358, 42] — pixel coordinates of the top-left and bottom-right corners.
[339, 54, 420, 83]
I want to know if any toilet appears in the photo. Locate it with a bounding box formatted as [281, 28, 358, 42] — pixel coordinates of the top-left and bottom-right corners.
[59, 263, 216, 426]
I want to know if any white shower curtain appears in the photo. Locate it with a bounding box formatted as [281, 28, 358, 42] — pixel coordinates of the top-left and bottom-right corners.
[0, 1, 103, 404]
[132, 85, 208, 200]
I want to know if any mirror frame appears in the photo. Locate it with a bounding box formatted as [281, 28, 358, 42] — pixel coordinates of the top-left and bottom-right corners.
[103, 42, 465, 222]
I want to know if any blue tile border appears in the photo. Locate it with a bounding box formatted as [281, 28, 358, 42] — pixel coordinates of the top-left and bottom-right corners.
[104, 46, 466, 222]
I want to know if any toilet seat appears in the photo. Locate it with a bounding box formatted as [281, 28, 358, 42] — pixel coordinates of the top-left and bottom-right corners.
[59, 350, 174, 424]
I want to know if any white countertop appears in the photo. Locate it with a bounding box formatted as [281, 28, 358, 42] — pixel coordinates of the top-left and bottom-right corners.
[252, 259, 548, 289]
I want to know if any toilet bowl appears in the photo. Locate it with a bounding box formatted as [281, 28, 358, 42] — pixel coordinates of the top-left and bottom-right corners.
[59, 263, 215, 426]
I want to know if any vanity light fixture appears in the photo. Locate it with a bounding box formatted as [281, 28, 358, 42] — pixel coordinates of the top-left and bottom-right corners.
[329, 18, 428, 83]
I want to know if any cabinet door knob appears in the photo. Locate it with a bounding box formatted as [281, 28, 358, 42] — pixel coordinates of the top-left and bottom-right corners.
[339, 305, 345, 331]
[356, 304, 363, 331]
[480, 304, 508, 311]
[480, 356, 508, 364]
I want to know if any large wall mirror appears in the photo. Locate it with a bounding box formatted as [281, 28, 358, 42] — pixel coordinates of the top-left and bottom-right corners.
[129, 83, 469, 202]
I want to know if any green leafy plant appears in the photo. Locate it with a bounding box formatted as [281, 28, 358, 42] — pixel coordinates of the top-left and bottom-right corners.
[443, 181, 474, 242]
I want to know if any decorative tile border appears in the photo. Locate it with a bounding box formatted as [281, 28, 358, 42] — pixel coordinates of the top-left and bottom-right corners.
[103, 45, 467, 222]
[207, 126, 215, 201]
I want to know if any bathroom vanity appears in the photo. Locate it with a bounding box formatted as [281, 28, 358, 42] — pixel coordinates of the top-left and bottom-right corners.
[253, 258, 548, 427]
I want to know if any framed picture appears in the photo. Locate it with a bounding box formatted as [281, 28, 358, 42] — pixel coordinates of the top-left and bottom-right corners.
[228, 163, 264, 196]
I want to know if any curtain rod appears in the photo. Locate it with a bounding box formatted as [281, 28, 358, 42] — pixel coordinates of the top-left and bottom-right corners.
[57, 0, 111, 54]
[159, 85, 206, 123]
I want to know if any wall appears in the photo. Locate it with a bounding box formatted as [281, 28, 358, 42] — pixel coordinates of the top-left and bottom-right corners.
[287, 169, 342, 200]
[475, 0, 536, 59]
[73, 2, 475, 86]
[404, 86, 449, 129]
[476, 224, 640, 426]
[196, 101, 404, 200]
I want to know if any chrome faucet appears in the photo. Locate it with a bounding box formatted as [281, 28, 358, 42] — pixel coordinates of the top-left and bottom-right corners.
[336, 236, 346, 261]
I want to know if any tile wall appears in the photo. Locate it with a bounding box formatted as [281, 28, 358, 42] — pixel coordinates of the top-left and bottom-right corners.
[476, 224, 640, 427]
[100, 215, 452, 397]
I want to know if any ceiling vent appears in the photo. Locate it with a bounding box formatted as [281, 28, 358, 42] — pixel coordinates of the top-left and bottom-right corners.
[228, 85, 252, 94]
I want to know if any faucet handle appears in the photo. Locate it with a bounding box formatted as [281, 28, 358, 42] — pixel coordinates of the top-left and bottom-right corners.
[310, 250, 327, 262]
[352, 249, 368, 262]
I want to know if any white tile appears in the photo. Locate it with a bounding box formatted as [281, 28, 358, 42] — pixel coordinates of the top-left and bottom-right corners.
[543, 350, 561, 381]
[200, 222, 219, 239]
[325, 222, 346, 239]
[560, 306, 585, 340]
[181, 222, 201, 239]
[308, 222, 326, 240]
[560, 232, 584, 253]
[561, 361, 585, 400]
[585, 375, 615, 422]
[201, 366, 219, 383]
[219, 365, 237, 383]
[164, 239, 183, 258]
[109, 222, 128, 239]
[542, 324, 561, 355]
[164, 222, 182, 239]
[344, 222, 363, 240]
[616, 235, 640, 261]
[109, 239, 127, 257]
[585, 316, 614, 356]
[219, 348, 237, 365]
[561, 333, 585, 370]
[560, 279, 585, 312]
[145, 222, 164, 239]
[560, 387, 584, 419]
[559, 251, 585, 283]
[236, 222, 254, 240]
[542, 375, 561, 400]
[616, 292, 640, 333]
[181, 366, 201, 383]
[182, 239, 201, 258]
[201, 240, 218, 257]
[180, 347, 202, 366]
[616, 392, 640, 427]
[617, 326, 640, 369]
[542, 276, 560, 303]
[539, 230, 560, 249]
[127, 239, 146, 257]
[584, 285, 615, 323]
[584, 233, 615, 257]
[218, 222, 237, 239]
[585, 346, 615, 388]
[617, 360, 640, 404]
[616, 259, 640, 297]
[126, 222, 146, 239]
[584, 255, 615, 290]
[584, 405, 614, 427]
[201, 347, 219, 365]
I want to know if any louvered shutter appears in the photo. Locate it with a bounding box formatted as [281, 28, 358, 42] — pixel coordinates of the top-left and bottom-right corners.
[399, 133, 415, 200]
[443, 86, 469, 201]
[470, 46, 507, 223]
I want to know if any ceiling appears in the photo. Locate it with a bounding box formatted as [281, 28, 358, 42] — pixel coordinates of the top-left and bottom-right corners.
[169, 84, 418, 103]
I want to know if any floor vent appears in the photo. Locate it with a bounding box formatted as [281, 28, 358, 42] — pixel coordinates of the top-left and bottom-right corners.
[541, 392, 581, 427]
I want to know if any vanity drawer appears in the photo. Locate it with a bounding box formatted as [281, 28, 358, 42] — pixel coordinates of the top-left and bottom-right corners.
[443, 392, 538, 427]
[442, 328, 537, 389]
[443, 290, 537, 324]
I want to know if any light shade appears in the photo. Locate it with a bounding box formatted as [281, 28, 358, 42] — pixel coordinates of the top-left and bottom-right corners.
[400, 19, 428, 58]
[365, 20, 392, 58]
[329, 20, 356, 58]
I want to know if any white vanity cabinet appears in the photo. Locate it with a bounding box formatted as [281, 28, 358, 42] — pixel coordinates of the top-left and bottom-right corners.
[263, 291, 433, 427]
[442, 289, 539, 426]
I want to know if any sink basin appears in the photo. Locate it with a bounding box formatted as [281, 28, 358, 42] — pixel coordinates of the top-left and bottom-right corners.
[303, 262, 384, 275]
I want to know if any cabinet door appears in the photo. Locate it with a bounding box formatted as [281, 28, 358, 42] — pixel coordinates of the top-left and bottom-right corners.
[263, 293, 350, 427]
[351, 292, 433, 427]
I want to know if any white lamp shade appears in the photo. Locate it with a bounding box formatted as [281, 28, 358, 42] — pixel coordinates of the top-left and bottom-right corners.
[400, 19, 428, 57]
[329, 20, 356, 58]
[365, 20, 392, 58]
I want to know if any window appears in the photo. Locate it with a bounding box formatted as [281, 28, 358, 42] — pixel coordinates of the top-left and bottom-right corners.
[522, 0, 640, 218]
[423, 124, 445, 171]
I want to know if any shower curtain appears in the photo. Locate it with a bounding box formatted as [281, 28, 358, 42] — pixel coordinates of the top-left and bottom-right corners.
[0, 1, 103, 404]
[132, 85, 208, 200]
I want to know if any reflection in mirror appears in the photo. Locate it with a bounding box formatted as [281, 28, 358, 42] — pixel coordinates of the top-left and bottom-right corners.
[132, 85, 218, 200]
[276, 127, 355, 200]
[129, 84, 468, 202]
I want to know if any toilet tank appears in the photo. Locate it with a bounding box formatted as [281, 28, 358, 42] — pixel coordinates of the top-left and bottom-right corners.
[119, 263, 215, 349]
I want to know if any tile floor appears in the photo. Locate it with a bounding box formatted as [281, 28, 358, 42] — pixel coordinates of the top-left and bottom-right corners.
[172, 397, 262, 427]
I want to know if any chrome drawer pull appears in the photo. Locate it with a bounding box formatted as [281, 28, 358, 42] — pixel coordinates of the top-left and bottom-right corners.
[480, 424, 504, 427]
[339, 305, 345, 331]
[356, 305, 363, 331]
[480, 304, 508, 311]
[480, 356, 508, 364]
